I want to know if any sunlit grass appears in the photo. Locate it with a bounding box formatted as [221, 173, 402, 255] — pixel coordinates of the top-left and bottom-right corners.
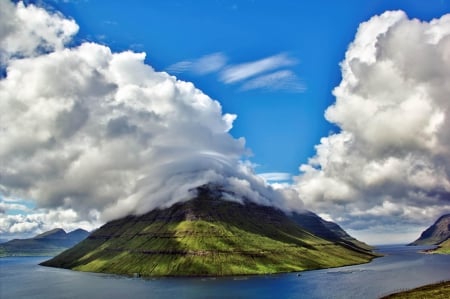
[381, 281, 450, 299]
[431, 239, 450, 254]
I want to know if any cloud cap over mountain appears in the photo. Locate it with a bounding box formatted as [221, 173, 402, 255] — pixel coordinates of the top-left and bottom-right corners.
[0, 1, 301, 237]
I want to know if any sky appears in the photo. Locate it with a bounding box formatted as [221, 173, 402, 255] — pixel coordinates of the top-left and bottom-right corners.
[1, 0, 450, 245]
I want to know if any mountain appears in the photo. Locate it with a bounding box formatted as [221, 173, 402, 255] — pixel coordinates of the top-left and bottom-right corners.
[289, 211, 372, 252]
[410, 214, 450, 245]
[42, 186, 377, 277]
[0, 228, 89, 257]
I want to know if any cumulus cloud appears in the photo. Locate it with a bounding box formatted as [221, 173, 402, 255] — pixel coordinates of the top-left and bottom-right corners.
[295, 11, 450, 237]
[0, 0, 78, 63]
[0, 1, 302, 234]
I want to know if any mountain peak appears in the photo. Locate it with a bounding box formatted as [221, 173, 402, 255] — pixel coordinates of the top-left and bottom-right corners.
[410, 214, 450, 245]
[34, 228, 67, 240]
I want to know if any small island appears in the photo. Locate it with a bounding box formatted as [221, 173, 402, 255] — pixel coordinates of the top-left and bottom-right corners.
[41, 186, 378, 277]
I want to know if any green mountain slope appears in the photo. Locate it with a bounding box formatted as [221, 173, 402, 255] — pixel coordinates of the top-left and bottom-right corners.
[42, 187, 377, 277]
[410, 214, 450, 245]
[289, 211, 372, 252]
[0, 228, 89, 257]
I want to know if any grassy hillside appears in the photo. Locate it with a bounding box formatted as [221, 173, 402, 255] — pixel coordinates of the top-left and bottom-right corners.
[42, 191, 377, 277]
[428, 239, 450, 254]
[381, 281, 450, 299]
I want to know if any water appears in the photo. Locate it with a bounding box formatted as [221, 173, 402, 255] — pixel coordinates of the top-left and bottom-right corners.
[1, 245, 450, 299]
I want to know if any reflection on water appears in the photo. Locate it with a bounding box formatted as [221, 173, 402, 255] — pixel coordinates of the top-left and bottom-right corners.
[1, 245, 449, 299]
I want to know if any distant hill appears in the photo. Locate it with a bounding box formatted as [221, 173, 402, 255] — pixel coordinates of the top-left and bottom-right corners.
[0, 228, 89, 257]
[42, 185, 377, 277]
[410, 214, 450, 245]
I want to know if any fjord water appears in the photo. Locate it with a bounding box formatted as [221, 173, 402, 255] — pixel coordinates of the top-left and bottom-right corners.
[1, 245, 450, 299]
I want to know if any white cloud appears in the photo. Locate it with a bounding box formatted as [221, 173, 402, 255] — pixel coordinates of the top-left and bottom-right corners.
[166, 52, 304, 93]
[0, 1, 303, 235]
[165, 60, 193, 74]
[295, 10, 450, 241]
[0, 0, 78, 63]
[192, 52, 227, 74]
[258, 172, 292, 182]
[220, 52, 297, 83]
[0, 199, 31, 214]
[166, 52, 227, 75]
[0, 207, 100, 239]
[241, 70, 305, 92]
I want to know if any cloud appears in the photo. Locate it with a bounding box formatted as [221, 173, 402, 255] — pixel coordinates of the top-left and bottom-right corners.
[0, 198, 32, 214]
[167, 52, 305, 93]
[220, 53, 297, 83]
[166, 52, 227, 74]
[165, 60, 193, 74]
[295, 11, 450, 236]
[192, 52, 227, 74]
[0, 207, 101, 239]
[241, 70, 306, 92]
[258, 172, 292, 182]
[0, 1, 303, 231]
[0, 0, 78, 63]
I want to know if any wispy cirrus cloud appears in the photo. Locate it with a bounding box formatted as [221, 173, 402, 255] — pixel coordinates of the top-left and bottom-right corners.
[192, 52, 227, 74]
[241, 70, 306, 92]
[220, 53, 297, 83]
[166, 60, 193, 73]
[166, 52, 305, 93]
[258, 172, 292, 182]
[166, 52, 227, 74]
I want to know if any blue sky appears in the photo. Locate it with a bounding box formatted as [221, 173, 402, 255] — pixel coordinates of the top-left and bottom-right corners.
[43, 0, 449, 176]
[2, 0, 450, 244]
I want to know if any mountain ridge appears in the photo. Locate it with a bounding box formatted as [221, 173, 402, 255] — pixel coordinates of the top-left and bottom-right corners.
[0, 228, 89, 257]
[410, 214, 450, 246]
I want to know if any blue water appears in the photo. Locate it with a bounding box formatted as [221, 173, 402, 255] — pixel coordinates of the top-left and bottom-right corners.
[1, 245, 450, 299]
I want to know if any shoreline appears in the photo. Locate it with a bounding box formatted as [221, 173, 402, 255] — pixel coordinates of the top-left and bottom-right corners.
[380, 280, 450, 298]
[39, 253, 380, 279]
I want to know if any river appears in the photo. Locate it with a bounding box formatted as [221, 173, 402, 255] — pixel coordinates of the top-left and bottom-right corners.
[1, 245, 450, 299]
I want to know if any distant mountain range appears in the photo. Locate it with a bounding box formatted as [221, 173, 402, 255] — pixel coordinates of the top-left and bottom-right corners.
[410, 214, 450, 246]
[0, 228, 89, 257]
[42, 185, 377, 277]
